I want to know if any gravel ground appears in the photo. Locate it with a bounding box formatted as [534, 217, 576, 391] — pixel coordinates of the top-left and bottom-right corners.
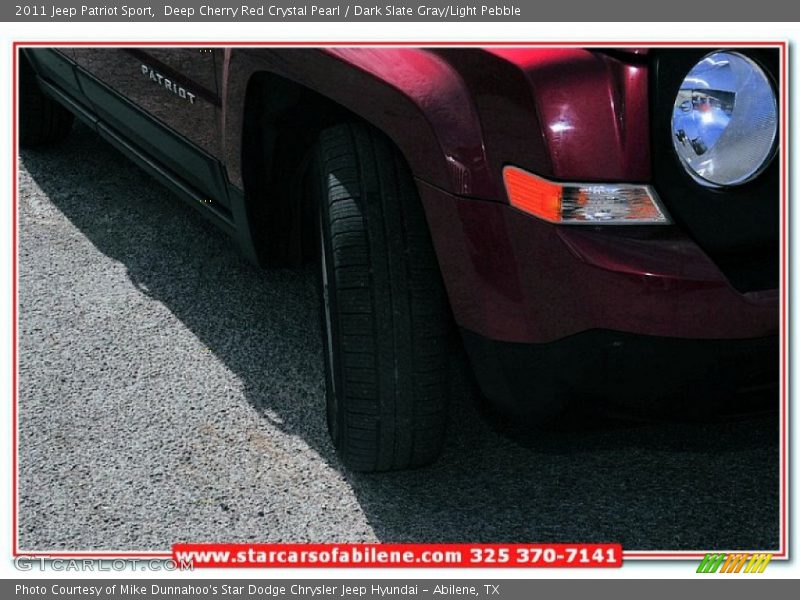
[18, 123, 780, 552]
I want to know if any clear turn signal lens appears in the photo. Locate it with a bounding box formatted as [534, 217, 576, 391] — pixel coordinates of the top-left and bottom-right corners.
[503, 166, 669, 225]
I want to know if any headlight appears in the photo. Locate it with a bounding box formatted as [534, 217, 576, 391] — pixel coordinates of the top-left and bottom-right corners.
[671, 51, 777, 187]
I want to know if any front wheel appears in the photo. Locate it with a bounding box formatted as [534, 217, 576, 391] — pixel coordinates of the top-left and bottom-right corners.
[312, 123, 450, 472]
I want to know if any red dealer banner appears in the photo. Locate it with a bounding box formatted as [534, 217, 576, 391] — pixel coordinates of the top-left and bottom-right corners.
[171, 543, 623, 568]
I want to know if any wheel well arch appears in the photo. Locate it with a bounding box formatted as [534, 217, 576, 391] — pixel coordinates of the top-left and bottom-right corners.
[240, 71, 404, 266]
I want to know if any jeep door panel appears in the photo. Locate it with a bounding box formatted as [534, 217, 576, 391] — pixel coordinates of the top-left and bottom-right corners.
[71, 48, 230, 209]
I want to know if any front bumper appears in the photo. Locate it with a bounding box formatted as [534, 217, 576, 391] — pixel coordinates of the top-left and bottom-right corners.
[418, 180, 778, 345]
[417, 181, 779, 413]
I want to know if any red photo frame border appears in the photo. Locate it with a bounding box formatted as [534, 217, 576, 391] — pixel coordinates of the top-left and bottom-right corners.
[11, 39, 789, 562]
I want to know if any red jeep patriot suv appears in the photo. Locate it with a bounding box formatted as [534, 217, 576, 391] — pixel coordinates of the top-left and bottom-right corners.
[20, 46, 780, 471]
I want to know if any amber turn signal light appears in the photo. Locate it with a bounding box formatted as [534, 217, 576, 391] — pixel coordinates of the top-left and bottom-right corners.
[503, 166, 669, 224]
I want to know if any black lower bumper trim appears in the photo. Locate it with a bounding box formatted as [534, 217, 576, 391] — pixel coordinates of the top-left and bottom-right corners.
[461, 328, 778, 418]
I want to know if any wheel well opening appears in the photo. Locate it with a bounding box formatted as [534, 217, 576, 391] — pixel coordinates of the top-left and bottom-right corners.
[241, 72, 358, 266]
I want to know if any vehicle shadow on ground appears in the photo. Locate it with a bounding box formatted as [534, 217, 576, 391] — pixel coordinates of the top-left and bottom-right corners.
[19, 124, 780, 550]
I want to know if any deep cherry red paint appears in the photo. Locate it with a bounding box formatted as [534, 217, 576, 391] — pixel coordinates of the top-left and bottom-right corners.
[419, 182, 776, 344]
[222, 47, 652, 199]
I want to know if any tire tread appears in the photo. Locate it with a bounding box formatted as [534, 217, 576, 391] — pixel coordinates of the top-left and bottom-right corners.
[316, 123, 449, 471]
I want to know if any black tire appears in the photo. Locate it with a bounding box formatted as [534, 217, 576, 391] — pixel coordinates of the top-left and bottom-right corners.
[312, 123, 449, 472]
[19, 55, 74, 148]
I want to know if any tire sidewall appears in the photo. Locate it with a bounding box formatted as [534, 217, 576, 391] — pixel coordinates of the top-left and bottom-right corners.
[312, 154, 347, 453]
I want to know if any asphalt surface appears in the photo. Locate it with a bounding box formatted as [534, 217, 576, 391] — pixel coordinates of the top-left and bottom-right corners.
[18, 123, 780, 552]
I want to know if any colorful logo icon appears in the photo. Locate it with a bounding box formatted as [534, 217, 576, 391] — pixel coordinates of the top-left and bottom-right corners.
[697, 553, 772, 574]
